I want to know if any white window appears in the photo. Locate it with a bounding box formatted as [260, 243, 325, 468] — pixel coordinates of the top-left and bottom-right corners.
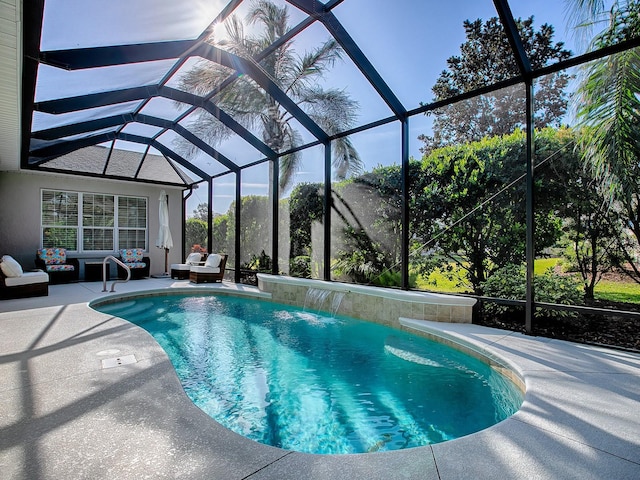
[117, 196, 148, 250]
[41, 190, 79, 250]
[83, 193, 115, 251]
[41, 190, 148, 253]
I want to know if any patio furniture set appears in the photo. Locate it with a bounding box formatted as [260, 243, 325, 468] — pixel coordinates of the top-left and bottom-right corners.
[170, 252, 227, 283]
[0, 248, 153, 299]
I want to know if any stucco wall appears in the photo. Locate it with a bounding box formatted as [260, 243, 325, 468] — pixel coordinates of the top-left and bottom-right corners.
[0, 171, 183, 277]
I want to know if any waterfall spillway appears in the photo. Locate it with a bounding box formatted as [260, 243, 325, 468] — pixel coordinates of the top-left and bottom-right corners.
[304, 287, 345, 318]
[331, 291, 345, 317]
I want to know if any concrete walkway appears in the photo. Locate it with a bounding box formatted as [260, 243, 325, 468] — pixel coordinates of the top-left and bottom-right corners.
[1, 279, 639, 479]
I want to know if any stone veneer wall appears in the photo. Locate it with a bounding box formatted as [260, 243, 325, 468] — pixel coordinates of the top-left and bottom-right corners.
[257, 274, 476, 329]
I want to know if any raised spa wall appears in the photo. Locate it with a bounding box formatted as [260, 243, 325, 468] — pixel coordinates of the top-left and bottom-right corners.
[257, 274, 476, 329]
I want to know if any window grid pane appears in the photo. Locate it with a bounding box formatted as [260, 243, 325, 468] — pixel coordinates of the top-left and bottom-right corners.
[42, 227, 78, 250]
[42, 190, 79, 227]
[41, 190, 79, 250]
[83, 228, 114, 251]
[83, 194, 115, 227]
[118, 229, 146, 249]
[118, 197, 147, 228]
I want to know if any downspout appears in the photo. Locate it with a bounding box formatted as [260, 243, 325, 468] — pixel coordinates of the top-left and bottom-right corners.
[182, 185, 196, 262]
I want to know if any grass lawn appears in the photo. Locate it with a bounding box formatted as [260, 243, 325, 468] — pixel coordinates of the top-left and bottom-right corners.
[593, 280, 640, 304]
[417, 257, 640, 304]
[417, 266, 468, 293]
[534, 257, 559, 274]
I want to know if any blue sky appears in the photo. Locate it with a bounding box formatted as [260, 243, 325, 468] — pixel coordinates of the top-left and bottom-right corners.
[38, 0, 583, 215]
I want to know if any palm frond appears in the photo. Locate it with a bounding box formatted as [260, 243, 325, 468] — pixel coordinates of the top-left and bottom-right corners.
[247, 0, 289, 43]
[332, 136, 363, 180]
[279, 148, 302, 193]
[287, 39, 343, 96]
[177, 60, 234, 97]
[576, 47, 640, 200]
[304, 87, 359, 133]
[565, 0, 606, 27]
[175, 114, 233, 157]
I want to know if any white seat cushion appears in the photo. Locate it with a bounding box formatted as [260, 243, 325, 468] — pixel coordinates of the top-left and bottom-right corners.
[4, 270, 49, 287]
[170, 263, 191, 271]
[190, 265, 220, 274]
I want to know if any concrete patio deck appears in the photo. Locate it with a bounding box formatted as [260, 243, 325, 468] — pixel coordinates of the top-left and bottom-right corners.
[0, 278, 639, 479]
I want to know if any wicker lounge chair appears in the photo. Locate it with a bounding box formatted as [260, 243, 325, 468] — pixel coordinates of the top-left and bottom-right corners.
[190, 254, 227, 283]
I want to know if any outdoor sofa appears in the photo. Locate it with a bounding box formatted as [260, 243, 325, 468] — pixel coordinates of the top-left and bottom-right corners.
[0, 255, 49, 299]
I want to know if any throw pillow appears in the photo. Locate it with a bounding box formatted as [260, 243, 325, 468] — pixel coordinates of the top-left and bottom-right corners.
[1, 255, 23, 277]
[205, 253, 221, 269]
[186, 252, 202, 265]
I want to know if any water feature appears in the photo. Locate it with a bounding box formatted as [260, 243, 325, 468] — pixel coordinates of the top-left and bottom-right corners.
[304, 287, 345, 317]
[330, 291, 345, 316]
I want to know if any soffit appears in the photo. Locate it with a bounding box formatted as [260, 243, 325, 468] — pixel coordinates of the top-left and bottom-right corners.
[0, 0, 20, 173]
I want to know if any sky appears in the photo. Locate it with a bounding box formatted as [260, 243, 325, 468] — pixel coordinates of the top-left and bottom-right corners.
[37, 0, 585, 216]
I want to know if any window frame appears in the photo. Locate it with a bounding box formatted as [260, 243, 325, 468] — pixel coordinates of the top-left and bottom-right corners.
[41, 189, 148, 254]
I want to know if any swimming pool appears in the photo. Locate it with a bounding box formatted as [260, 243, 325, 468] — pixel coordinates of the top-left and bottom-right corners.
[93, 293, 523, 454]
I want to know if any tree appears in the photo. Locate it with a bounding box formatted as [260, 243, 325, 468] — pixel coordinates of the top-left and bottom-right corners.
[416, 129, 567, 294]
[178, 0, 362, 192]
[212, 214, 229, 253]
[185, 217, 208, 257]
[419, 16, 571, 154]
[329, 163, 429, 286]
[288, 183, 324, 259]
[572, 0, 640, 283]
[225, 195, 271, 265]
[539, 127, 623, 300]
[191, 203, 209, 221]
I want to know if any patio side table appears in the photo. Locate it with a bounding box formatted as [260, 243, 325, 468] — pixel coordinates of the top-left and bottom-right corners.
[85, 261, 109, 282]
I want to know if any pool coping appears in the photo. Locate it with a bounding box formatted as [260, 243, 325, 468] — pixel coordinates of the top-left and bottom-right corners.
[1, 279, 639, 479]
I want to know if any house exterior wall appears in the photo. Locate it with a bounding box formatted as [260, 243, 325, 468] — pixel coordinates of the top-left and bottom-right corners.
[0, 171, 184, 277]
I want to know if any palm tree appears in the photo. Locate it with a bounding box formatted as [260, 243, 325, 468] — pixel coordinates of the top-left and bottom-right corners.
[570, 0, 640, 281]
[178, 0, 362, 193]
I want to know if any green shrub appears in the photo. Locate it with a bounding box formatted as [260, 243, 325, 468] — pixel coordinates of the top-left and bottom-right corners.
[372, 270, 417, 288]
[244, 250, 272, 272]
[289, 255, 311, 278]
[481, 264, 582, 320]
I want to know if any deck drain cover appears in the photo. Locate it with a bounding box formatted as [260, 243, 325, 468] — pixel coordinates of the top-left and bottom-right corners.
[101, 354, 137, 369]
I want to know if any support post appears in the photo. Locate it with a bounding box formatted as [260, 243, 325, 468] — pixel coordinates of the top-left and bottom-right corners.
[207, 178, 213, 254]
[323, 141, 332, 281]
[271, 158, 279, 275]
[401, 117, 410, 290]
[525, 81, 535, 334]
[235, 171, 242, 284]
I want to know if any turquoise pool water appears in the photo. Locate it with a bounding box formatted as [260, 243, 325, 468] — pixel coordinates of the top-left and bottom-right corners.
[94, 294, 523, 454]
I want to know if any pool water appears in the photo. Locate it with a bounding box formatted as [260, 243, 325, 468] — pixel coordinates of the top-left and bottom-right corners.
[95, 294, 523, 454]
